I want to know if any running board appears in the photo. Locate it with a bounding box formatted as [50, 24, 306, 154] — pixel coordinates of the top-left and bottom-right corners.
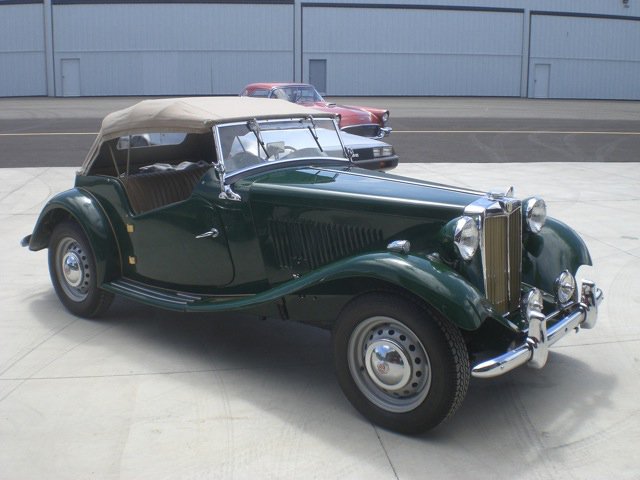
[102, 279, 203, 311]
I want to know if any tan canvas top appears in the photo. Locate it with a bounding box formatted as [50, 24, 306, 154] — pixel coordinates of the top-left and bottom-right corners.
[98, 96, 332, 139]
[82, 96, 334, 171]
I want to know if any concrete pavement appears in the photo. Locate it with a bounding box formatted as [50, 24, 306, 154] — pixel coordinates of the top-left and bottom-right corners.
[1, 161, 639, 479]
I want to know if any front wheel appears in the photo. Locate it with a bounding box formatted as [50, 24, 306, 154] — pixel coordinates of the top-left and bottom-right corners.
[48, 221, 113, 318]
[333, 293, 470, 434]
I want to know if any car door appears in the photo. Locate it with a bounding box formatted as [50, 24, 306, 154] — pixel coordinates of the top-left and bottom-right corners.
[127, 196, 234, 289]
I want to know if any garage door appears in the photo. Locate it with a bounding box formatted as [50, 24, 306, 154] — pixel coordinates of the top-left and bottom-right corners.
[302, 6, 524, 96]
[52, 2, 294, 96]
[529, 13, 640, 99]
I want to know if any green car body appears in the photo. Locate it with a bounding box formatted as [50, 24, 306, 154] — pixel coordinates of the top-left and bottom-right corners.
[23, 97, 602, 434]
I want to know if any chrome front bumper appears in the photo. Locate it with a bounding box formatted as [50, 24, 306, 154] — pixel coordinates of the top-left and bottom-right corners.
[471, 280, 604, 378]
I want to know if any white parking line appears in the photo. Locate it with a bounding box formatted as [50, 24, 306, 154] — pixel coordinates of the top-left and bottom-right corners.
[1, 130, 638, 136]
[395, 130, 640, 135]
[0, 132, 97, 136]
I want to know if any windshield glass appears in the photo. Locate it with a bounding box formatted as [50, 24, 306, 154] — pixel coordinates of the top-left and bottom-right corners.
[272, 86, 324, 103]
[217, 118, 346, 173]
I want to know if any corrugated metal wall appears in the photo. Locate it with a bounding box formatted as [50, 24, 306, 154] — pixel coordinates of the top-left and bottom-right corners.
[0, 3, 47, 96]
[529, 13, 640, 99]
[1, 1, 640, 99]
[52, 3, 294, 96]
[302, 6, 523, 96]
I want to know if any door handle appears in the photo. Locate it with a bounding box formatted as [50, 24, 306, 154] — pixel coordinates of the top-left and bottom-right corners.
[196, 228, 219, 239]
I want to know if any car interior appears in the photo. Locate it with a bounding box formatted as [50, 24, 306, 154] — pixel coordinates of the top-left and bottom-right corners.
[87, 132, 215, 215]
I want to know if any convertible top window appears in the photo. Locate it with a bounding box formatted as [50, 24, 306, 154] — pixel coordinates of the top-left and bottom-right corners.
[116, 132, 187, 150]
[88, 131, 215, 177]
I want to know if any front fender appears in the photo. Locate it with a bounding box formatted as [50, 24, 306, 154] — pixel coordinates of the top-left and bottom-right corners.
[523, 217, 592, 294]
[190, 252, 497, 331]
[27, 188, 120, 285]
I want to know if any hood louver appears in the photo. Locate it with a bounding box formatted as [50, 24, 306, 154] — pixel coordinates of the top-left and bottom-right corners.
[268, 219, 383, 270]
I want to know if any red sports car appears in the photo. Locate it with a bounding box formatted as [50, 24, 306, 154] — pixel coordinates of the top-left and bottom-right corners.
[240, 83, 391, 139]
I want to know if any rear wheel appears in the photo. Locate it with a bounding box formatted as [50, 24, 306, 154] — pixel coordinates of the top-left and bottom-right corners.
[333, 293, 470, 434]
[48, 221, 113, 318]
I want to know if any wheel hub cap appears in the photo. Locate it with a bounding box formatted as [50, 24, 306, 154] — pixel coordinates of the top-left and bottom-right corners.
[62, 252, 83, 287]
[365, 340, 412, 391]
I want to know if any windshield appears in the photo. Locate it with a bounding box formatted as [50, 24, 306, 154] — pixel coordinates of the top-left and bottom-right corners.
[217, 118, 346, 173]
[271, 86, 324, 103]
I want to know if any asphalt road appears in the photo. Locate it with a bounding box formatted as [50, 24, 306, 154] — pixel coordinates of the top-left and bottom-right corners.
[0, 97, 638, 167]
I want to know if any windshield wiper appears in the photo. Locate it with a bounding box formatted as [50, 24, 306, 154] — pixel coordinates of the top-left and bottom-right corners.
[302, 115, 324, 153]
[247, 119, 270, 159]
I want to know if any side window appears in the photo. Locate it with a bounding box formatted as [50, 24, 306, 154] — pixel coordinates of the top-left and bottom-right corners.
[116, 132, 187, 150]
[249, 89, 270, 98]
[87, 132, 215, 177]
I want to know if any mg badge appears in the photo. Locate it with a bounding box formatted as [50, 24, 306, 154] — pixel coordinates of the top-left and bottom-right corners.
[376, 362, 390, 375]
[501, 200, 513, 213]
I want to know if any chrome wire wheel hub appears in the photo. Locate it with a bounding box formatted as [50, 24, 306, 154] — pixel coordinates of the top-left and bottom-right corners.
[56, 237, 90, 302]
[365, 339, 412, 391]
[348, 316, 432, 413]
[62, 251, 82, 287]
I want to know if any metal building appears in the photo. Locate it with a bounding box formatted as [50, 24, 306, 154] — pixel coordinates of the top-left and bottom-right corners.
[1, 0, 639, 99]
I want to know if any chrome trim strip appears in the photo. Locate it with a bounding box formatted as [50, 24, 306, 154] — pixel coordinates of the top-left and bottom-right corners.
[471, 280, 603, 378]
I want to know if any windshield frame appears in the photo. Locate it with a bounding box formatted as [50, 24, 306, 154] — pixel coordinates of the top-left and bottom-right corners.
[213, 116, 350, 197]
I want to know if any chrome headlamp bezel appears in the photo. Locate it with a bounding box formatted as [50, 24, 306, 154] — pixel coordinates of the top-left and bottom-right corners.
[381, 111, 389, 125]
[524, 197, 547, 233]
[453, 216, 479, 261]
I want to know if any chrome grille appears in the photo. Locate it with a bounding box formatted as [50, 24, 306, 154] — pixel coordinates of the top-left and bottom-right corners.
[482, 206, 522, 314]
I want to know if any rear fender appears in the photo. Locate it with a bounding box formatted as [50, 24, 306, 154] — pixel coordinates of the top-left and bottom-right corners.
[27, 188, 120, 285]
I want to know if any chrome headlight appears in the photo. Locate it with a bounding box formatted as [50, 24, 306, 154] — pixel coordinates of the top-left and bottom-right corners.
[524, 197, 547, 233]
[381, 111, 389, 125]
[453, 216, 479, 261]
[555, 270, 577, 305]
[372, 146, 393, 157]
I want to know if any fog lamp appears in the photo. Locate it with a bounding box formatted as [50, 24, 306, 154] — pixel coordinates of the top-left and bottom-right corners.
[555, 270, 577, 305]
[522, 289, 543, 320]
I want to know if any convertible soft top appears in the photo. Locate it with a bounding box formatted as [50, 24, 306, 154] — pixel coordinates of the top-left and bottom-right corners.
[99, 96, 331, 139]
[83, 96, 333, 170]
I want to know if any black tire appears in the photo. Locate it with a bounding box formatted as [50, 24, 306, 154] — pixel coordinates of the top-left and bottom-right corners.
[48, 221, 114, 318]
[333, 293, 470, 434]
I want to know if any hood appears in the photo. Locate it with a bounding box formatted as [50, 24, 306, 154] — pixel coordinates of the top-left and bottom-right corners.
[244, 166, 484, 279]
[301, 102, 375, 126]
[248, 166, 483, 215]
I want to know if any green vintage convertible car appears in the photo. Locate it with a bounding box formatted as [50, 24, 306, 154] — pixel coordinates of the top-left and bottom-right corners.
[22, 97, 602, 433]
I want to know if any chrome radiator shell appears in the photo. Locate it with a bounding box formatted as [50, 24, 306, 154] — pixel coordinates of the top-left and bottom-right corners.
[466, 196, 522, 315]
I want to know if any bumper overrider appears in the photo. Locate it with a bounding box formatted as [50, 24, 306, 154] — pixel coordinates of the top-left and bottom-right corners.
[472, 280, 604, 378]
